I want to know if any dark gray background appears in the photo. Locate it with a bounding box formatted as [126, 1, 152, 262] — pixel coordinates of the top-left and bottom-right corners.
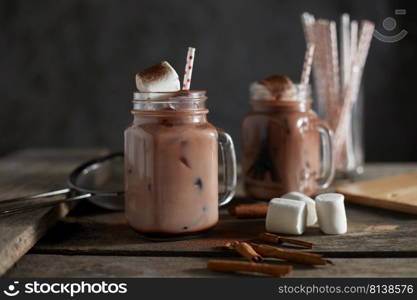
[0, 0, 416, 161]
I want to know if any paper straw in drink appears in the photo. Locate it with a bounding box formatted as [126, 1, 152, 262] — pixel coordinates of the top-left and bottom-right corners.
[300, 43, 315, 86]
[301, 12, 316, 44]
[182, 47, 196, 90]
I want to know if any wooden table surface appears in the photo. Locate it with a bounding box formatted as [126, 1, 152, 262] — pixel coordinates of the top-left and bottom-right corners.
[2, 149, 417, 278]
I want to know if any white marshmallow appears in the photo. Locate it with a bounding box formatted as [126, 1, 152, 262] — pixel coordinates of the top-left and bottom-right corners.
[265, 198, 307, 235]
[315, 193, 347, 234]
[281, 192, 317, 226]
[135, 61, 180, 92]
[249, 82, 273, 100]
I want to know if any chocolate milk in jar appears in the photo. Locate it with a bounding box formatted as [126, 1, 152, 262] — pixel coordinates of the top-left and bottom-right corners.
[125, 90, 237, 236]
[241, 75, 335, 200]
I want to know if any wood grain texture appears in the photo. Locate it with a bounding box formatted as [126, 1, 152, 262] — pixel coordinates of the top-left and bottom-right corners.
[6, 254, 417, 278]
[30, 201, 417, 257]
[28, 164, 417, 259]
[236, 163, 417, 197]
[0, 148, 107, 275]
[4, 155, 417, 278]
[337, 172, 417, 215]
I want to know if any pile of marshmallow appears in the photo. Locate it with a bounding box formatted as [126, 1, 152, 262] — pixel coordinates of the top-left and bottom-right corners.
[266, 192, 347, 235]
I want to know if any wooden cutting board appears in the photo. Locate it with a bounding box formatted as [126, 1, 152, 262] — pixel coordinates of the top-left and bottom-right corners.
[337, 172, 417, 215]
[0, 148, 107, 275]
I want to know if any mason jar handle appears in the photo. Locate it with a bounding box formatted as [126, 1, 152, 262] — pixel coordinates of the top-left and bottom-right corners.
[315, 120, 335, 189]
[217, 129, 237, 206]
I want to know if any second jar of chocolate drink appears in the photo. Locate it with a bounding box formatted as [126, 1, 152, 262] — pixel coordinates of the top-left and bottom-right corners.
[241, 75, 335, 199]
[125, 90, 236, 236]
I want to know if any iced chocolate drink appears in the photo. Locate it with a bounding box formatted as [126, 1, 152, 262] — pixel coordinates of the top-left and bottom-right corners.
[125, 62, 236, 236]
[241, 75, 334, 199]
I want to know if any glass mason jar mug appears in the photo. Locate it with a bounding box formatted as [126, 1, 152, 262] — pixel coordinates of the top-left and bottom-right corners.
[241, 84, 335, 199]
[124, 90, 237, 236]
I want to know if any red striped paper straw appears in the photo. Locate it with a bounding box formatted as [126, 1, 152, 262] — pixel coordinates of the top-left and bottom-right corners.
[301, 13, 329, 115]
[344, 21, 374, 109]
[352, 21, 374, 80]
[335, 21, 374, 149]
[316, 20, 335, 127]
[329, 20, 340, 101]
[334, 19, 359, 167]
[301, 12, 315, 44]
[182, 47, 196, 90]
[300, 43, 315, 85]
[350, 20, 358, 67]
[340, 14, 351, 89]
[311, 20, 330, 116]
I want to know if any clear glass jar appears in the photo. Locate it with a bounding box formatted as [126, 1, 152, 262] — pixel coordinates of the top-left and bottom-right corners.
[314, 84, 365, 178]
[336, 87, 364, 177]
[124, 90, 237, 236]
[241, 84, 335, 199]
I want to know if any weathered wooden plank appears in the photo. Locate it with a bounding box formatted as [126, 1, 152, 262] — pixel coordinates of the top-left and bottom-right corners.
[337, 172, 417, 215]
[31, 199, 417, 257]
[29, 164, 416, 257]
[26, 163, 417, 258]
[0, 148, 107, 275]
[6, 254, 417, 277]
[353, 163, 417, 181]
[320, 163, 417, 194]
[236, 163, 417, 197]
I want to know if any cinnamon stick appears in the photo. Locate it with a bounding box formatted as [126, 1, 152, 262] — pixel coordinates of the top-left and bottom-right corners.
[207, 259, 292, 278]
[228, 203, 268, 218]
[259, 232, 315, 249]
[250, 243, 332, 265]
[225, 241, 263, 262]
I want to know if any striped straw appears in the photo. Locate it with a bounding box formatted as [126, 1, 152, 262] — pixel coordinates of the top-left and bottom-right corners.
[345, 21, 374, 108]
[300, 43, 315, 85]
[350, 20, 359, 75]
[315, 20, 335, 126]
[340, 13, 351, 89]
[182, 47, 196, 90]
[353, 21, 374, 79]
[301, 12, 316, 44]
[329, 20, 340, 100]
[301, 12, 330, 112]
[335, 21, 374, 150]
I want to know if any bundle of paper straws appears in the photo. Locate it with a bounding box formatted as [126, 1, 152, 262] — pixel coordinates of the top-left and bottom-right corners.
[301, 12, 375, 171]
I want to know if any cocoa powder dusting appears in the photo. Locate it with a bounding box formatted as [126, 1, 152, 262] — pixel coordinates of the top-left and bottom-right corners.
[259, 75, 296, 100]
[138, 62, 170, 83]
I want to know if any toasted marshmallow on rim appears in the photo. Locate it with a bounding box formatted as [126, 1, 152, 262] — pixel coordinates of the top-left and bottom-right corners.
[250, 75, 297, 101]
[249, 82, 273, 100]
[136, 61, 180, 93]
